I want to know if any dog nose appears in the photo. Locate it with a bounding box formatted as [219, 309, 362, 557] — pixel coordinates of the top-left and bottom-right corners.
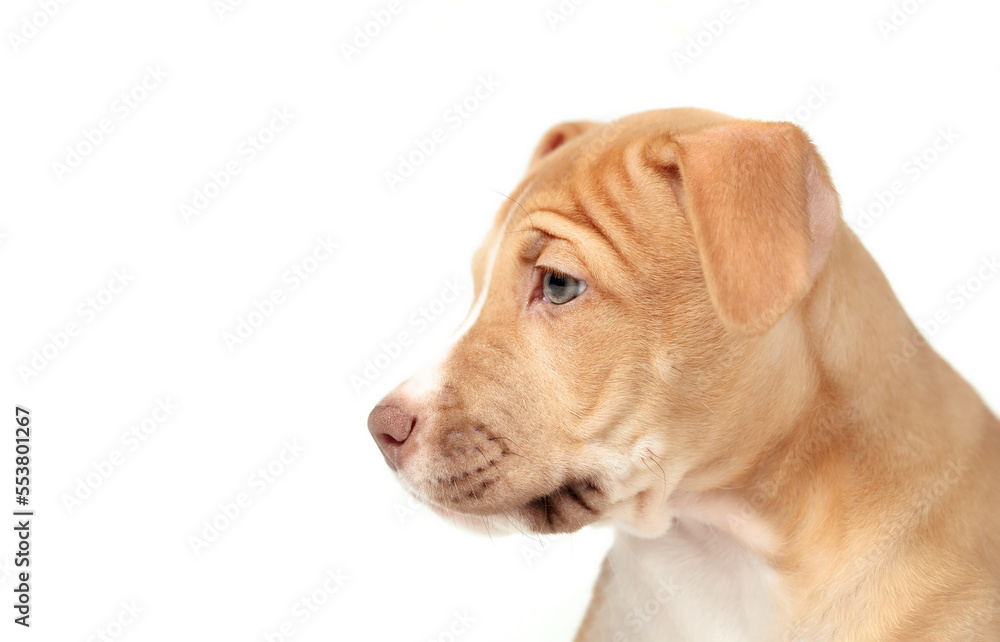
[367, 404, 418, 470]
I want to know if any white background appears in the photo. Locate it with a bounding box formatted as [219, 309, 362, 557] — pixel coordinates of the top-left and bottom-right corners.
[1, 0, 998, 640]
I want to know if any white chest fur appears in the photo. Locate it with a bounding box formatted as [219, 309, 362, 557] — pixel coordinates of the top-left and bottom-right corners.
[587, 519, 781, 642]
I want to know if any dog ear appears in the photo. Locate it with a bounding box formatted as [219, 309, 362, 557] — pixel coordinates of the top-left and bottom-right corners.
[664, 121, 841, 336]
[529, 121, 596, 168]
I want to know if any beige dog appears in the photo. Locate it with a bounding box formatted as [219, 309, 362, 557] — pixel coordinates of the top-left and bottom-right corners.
[367, 108, 1000, 640]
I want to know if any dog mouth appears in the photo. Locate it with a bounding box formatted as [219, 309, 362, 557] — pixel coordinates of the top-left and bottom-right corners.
[396, 423, 610, 534]
[522, 479, 606, 533]
[419, 477, 607, 535]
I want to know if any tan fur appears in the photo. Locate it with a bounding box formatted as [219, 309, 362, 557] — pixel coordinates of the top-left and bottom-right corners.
[368, 108, 1000, 640]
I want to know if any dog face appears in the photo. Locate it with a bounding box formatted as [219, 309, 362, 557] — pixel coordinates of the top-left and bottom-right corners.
[368, 108, 840, 536]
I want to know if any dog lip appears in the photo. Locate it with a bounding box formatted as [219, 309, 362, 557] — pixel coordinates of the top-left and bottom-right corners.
[415, 478, 604, 527]
[524, 480, 604, 532]
[530, 483, 596, 513]
[379, 452, 398, 472]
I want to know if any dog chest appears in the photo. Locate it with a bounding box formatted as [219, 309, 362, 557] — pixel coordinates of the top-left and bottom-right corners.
[588, 520, 781, 642]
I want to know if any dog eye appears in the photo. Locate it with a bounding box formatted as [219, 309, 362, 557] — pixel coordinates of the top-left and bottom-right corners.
[542, 269, 586, 304]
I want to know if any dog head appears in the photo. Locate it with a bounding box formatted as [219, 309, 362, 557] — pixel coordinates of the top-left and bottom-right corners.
[368, 108, 841, 536]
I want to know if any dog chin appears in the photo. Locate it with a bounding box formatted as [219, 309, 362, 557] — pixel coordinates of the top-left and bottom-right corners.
[425, 502, 530, 535]
[396, 477, 528, 535]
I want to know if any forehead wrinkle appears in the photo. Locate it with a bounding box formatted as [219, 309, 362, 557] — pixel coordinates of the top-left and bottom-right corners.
[508, 196, 632, 273]
[498, 211, 629, 301]
[570, 167, 641, 272]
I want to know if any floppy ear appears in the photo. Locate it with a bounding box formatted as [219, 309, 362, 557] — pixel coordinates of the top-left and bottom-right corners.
[663, 121, 841, 336]
[529, 121, 596, 168]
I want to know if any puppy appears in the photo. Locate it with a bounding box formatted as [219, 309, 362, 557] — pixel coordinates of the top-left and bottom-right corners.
[367, 108, 1000, 640]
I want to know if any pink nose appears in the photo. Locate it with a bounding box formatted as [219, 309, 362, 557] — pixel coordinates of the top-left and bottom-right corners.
[367, 404, 418, 470]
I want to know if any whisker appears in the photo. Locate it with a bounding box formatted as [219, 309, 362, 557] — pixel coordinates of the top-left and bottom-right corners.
[475, 445, 516, 495]
[490, 436, 543, 468]
[499, 511, 535, 541]
[490, 189, 535, 232]
[641, 448, 674, 499]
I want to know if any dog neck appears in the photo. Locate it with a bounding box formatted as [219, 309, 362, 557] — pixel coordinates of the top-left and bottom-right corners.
[628, 223, 994, 638]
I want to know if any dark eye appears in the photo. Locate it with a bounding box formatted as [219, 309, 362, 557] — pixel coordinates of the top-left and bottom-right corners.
[542, 269, 586, 304]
